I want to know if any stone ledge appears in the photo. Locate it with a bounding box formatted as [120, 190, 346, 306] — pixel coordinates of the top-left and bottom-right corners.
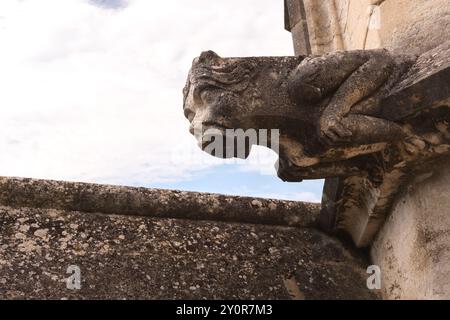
[0, 177, 377, 299]
[0, 176, 319, 229]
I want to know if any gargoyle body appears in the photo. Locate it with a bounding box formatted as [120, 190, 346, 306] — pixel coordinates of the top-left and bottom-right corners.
[183, 50, 450, 182]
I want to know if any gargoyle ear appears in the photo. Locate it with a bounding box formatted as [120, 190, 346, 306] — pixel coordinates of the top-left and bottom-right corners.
[198, 50, 220, 63]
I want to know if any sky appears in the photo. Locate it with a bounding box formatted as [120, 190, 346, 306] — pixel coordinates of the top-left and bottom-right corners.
[0, 0, 323, 202]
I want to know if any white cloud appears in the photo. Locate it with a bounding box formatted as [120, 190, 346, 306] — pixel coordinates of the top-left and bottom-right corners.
[0, 0, 293, 185]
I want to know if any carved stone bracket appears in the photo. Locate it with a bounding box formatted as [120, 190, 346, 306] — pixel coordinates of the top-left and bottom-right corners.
[183, 41, 450, 248]
[320, 41, 450, 247]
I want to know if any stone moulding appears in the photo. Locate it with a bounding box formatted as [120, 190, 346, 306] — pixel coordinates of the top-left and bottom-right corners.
[0, 176, 319, 229]
[321, 41, 450, 247]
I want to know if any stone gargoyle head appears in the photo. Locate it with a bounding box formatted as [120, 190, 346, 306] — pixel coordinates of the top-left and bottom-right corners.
[182, 51, 331, 177]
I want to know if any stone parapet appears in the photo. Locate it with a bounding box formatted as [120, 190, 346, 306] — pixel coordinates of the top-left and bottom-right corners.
[0, 177, 375, 299]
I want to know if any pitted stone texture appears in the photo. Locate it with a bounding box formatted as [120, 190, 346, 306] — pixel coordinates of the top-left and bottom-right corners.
[0, 177, 319, 229]
[184, 47, 450, 250]
[380, 0, 450, 56]
[284, 0, 450, 55]
[371, 158, 450, 300]
[0, 205, 376, 300]
[285, 0, 450, 300]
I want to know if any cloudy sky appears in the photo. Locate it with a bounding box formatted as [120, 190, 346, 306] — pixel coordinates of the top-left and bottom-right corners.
[0, 0, 323, 202]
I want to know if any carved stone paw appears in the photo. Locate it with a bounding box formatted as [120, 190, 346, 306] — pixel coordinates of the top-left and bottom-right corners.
[399, 135, 428, 158]
[319, 115, 352, 144]
[276, 159, 304, 182]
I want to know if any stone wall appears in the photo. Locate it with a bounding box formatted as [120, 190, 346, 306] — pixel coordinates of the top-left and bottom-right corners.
[371, 158, 450, 299]
[0, 177, 376, 299]
[285, 0, 450, 299]
[285, 0, 450, 55]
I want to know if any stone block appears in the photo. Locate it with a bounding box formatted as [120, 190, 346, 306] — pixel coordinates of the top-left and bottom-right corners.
[371, 158, 450, 299]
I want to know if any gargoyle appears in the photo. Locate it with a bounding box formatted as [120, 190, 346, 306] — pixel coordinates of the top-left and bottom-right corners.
[182, 50, 450, 182]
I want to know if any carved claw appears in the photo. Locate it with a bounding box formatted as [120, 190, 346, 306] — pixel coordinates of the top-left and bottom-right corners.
[276, 159, 304, 182]
[400, 136, 427, 156]
[319, 115, 352, 144]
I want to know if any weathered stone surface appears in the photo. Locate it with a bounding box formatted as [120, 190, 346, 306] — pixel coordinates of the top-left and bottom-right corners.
[381, 41, 450, 120]
[371, 158, 450, 299]
[183, 46, 450, 247]
[282, 4, 450, 248]
[284, 0, 312, 55]
[285, 0, 450, 299]
[321, 41, 450, 246]
[318, 27, 450, 248]
[380, 0, 450, 56]
[284, 0, 450, 55]
[184, 49, 414, 181]
[285, 0, 372, 54]
[0, 179, 376, 299]
[0, 177, 319, 229]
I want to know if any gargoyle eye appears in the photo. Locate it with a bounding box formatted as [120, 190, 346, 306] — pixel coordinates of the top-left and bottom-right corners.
[193, 87, 203, 103]
[193, 84, 213, 103]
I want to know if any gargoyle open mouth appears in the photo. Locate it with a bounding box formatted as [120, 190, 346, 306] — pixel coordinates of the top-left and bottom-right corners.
[190, 121, 230, 136]
[195, 121, 230, 149]
[201, 121, 230, 131]
[192, 121, 252, 159]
